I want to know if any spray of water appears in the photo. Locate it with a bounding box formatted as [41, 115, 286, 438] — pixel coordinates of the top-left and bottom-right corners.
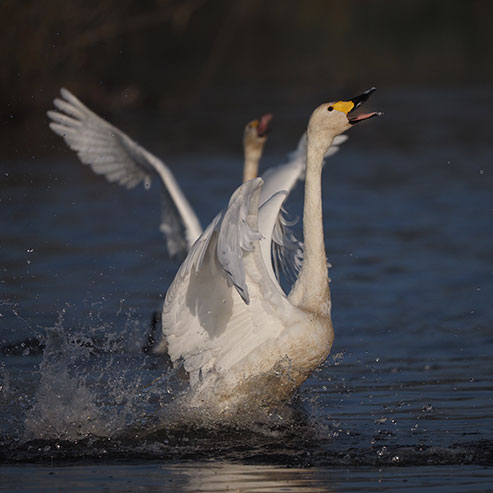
[21, 307, 183, 441]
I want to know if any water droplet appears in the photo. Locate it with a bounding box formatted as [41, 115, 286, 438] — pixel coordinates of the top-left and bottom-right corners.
[391, 455, 400, 463]
[26, 248, 34, 253]
[377, 446, 387, 457]
[479, 169, 485, 175]
[422, 403, 433, 413]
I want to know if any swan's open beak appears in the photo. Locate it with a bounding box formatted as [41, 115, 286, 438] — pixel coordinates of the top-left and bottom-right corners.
[347, 87, 382, 124]
[257, 113, 273, 137]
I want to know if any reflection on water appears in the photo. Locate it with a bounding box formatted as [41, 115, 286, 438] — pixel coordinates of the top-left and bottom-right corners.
[1, 462, 493, 492]
[0, 87, 493, 489]
[172, 462, 335, 492]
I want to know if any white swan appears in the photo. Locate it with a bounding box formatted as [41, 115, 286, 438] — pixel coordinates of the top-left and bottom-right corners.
[47, 89, 272, 259]
[161, 88, 380, 416]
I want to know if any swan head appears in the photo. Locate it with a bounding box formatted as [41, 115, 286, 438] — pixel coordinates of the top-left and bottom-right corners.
[243, 113, 273, 153]
[308, 87, 381, 154]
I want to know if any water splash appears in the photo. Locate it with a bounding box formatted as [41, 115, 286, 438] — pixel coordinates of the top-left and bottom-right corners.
[2, 300, 315, 451]
[23, 325, 108, 440]
[19, 307, 181, 442]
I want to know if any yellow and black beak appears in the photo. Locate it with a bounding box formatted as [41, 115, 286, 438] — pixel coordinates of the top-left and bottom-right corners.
[331, 87, 381, 125]
[347, 87, 381, 124]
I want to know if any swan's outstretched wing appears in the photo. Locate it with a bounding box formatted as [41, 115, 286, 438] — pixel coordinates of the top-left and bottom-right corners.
[162, 178, 291, 387]
[260, 133, 348, 281]
[47, 88, 202, 257]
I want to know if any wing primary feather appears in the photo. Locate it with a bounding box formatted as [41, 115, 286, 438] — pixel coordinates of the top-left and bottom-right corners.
[48, 88, 203, 258]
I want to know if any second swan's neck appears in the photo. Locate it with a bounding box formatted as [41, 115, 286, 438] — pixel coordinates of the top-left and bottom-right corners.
[289, 136, 332, 316]
[243, 147, 261, 182]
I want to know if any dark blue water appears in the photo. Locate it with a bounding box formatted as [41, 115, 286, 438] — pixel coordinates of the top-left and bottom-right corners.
[1, 87, 493, 490]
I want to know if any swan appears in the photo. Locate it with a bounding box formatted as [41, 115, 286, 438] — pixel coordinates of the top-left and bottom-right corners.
[161, 88, 380, 416]
[47, 88, 272, 259]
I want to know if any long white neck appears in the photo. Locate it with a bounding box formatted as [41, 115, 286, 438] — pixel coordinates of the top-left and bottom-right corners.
[289, 135, 333, 316]
[242, 147, 261, 182]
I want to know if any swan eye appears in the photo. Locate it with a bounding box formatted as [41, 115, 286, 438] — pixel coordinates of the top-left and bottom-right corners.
[328, 106, 333, 112]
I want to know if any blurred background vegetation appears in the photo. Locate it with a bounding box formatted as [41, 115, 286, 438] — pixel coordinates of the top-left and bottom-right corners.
[1, 0, 492, 157]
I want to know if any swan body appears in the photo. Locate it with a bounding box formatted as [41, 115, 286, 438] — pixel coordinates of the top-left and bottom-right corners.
[163, 180, 332, 412]
[162, 88, 380, 415]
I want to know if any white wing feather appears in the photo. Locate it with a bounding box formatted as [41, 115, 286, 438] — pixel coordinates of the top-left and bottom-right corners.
[47, 88, 202, 258]
[162, 178, 290, 387]
[257, 191, 290, 293]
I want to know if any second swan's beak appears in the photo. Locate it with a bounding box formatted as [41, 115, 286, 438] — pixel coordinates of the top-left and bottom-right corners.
[347, 87, 382, 124]
[257, 113, 273, 137]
